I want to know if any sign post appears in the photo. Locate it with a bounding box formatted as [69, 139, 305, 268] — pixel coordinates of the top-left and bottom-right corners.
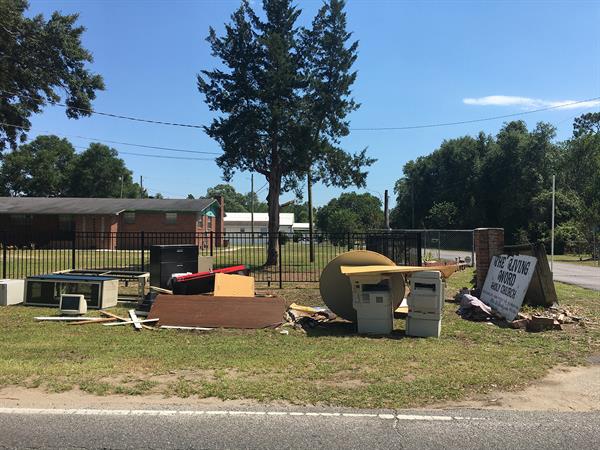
[481, 254, 537, 321]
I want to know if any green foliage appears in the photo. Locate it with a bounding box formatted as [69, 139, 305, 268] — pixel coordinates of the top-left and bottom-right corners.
[0, 136, 143, 198]
[426, 201, 458, 228]
[206, 184, 249, 212]
[316, 192, 382, 237]
[391, 115, 598, 247]
[0, 0, 104, 151]
[197, 0, 373, 264]
[0, 135, 75, 196]
[554, 222, 586, 255]
[68, 143, 141, 198]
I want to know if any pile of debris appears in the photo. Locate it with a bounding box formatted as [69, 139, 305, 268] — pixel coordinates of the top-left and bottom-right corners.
[454, 288, 585, 332]
[511, 307, 584, 332]
[284, 303, 338, 331]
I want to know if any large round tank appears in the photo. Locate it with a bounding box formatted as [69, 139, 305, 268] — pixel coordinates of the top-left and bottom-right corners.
[319, 250, 405, 321]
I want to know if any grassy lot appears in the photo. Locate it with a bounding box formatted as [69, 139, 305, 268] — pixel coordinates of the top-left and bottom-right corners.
[0, 268, 598, 408]
[1, 243, 356, 280]
[552, 254, 599, 267]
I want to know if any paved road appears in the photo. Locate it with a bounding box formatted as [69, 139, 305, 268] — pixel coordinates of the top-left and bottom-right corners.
[0, 406, 598, 449]
[552, 261, 600, 291]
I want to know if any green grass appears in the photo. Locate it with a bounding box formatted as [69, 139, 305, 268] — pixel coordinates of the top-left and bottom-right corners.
[1, 243, 357, 279]
[0, 268, 598, 408]
[552, 254, 599, 267]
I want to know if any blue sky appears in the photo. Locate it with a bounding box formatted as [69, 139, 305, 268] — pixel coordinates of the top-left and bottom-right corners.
[24, 0, 600, 207]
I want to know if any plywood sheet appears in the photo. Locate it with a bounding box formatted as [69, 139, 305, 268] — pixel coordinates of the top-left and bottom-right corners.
[213, 273, 255, 297]
[148, 295, 285, 329]
[340, 264, 458, 279]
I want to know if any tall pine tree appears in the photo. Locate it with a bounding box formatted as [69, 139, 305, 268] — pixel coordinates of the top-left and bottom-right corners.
[198, 0, 372, 265]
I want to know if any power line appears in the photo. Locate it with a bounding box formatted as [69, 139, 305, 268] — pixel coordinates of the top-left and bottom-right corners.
[72, 145, 214, 161]
[2, 89, 598, 133]
[350, 97, 600, 131]
[0, 89, 204, 129]
[0, 121, 222, 155]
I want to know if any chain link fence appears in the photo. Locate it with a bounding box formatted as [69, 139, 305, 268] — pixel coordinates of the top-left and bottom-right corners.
[390, 229, 475, 266]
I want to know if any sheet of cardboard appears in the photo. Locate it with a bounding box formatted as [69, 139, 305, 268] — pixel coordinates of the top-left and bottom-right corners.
[213, 273, 255, 297]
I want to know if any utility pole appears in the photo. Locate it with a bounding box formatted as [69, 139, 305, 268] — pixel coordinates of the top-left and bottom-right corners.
[551, 174, 555, 274]
[250, 173, 255, 245]
[140, 176, 144, 199]
[384, 189, 390, 230]
[120, 175, 124, 198]
[308, 172, 314, 263]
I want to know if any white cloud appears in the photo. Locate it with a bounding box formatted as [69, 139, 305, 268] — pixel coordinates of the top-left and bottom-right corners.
[463, 95, 600, 110]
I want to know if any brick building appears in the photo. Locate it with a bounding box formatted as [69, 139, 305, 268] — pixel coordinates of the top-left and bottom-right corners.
[0, 197, 224, 249]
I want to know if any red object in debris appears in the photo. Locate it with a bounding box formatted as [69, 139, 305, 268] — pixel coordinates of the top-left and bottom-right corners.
[174, 265, 247, 282]
[171, 265, 249, 295]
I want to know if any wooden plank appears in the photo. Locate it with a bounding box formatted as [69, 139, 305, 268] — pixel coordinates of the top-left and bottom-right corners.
[128, 309, 143, 331]
[99, 310, 154, 330]
[35, 317, 105, 321]
[148, 295, 285, 329]
[104, 318, 159, 327]
[149, 286, 173, 295]
[69, 317, 117, 325]
[213, 273, 255, 297]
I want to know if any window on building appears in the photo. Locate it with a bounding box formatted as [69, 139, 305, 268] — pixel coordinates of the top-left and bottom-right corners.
[165, 212, 177, 224]
[240, 228, 245, 233]
[58, 215, 74, 232]
[207, 215, 213, 229]
[123, 212, 135, 224]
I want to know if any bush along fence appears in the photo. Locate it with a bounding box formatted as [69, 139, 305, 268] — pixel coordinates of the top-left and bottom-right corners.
[0, 230, 422, 286]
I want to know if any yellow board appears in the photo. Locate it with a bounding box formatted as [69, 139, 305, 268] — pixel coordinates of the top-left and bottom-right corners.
[213, 273, 255, 297]
[340, 264, 459, 279]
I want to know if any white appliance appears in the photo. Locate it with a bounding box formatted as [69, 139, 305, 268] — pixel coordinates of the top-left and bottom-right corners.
[60, 294, 87, 315]
[406, 271, 443, 338]
[0, 279, 25, 306]
[353, 287, 394, 334]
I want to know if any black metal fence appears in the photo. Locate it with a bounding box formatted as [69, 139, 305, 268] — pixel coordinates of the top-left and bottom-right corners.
[1, 230, 422, 286]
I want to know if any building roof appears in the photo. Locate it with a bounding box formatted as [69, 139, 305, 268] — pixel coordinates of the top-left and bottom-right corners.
[292, 222, 311, 230]
[0, 197, 216, 215]
[224, 212, 295, 226]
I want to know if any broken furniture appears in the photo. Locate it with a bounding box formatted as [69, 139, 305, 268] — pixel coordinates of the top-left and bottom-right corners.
[59, 294, 87, 315]
[149, 244, 199, 289]
[148, 294, 285, 329]
[406, 271, 443, 338]
[0, 279, 24, 306]
[54, 269, 149, 301]
[170, 265, 249, 295]
[24, 274, 118, 309]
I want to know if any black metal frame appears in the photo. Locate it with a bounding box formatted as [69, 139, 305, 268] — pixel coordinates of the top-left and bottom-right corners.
[1, 230, 422, 286]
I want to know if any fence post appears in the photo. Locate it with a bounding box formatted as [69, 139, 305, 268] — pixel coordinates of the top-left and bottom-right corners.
[140, 231, 145, 271]
[210, 231, 214, 257]
[278, 232, 283, 289]
[2, 233, 6, 278]
[416, 231, 422, 266]
[71, 231, 76, 270]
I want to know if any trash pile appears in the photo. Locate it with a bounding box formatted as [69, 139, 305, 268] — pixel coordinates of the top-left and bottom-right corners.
[284, 303, 338, 331]
[454, 288, 585, 332]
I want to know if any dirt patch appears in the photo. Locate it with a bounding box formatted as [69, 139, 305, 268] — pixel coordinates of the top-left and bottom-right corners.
[431, 359, 600, 412]
[0, 385, 291, 410]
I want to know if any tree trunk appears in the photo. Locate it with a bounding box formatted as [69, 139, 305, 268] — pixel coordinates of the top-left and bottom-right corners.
[265, 173, 281, 266]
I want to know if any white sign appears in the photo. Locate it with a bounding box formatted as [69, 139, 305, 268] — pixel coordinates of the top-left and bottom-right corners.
[481, 254, 537, 321]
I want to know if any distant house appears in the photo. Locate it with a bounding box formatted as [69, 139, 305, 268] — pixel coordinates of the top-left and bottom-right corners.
[224, 212, 295, 234]
[0, 197, 224, 249]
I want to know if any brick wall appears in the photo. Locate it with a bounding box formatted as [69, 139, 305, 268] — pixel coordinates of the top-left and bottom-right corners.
[474, 228, 504, 289]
